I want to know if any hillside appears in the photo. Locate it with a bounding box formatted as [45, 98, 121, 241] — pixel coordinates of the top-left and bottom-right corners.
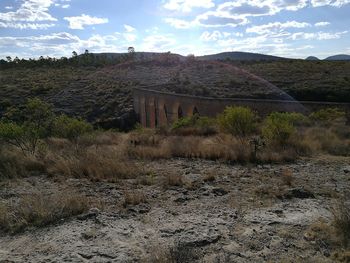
[325, 54, 350, 61]
[231, 60, 350, 102]
[1, 56, 350, 130]
[198, 52, 287, 61]
[0, 58, 289, 129]
[305, 56, 320, 61]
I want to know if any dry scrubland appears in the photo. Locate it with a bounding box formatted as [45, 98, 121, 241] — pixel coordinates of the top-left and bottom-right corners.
[0, 100, 350, 262]
[1, 58, 350, 130]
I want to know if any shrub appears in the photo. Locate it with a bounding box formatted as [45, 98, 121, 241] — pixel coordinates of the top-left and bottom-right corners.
[283, 112, 310, 126]
[0, 121, 42, 154]
[0, 99, 95, 154]
[0, 98, 54, 154]
[262, 112, 296, 146]
[218, 106, 256, 138]
[171, 115, 217, 136]
[172, 116, 194, 130]
[310, 108, 346, 123]
[52, 115, 93, 141]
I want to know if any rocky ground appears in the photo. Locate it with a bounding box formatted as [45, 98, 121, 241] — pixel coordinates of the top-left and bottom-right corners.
[0, 156, 349, 263]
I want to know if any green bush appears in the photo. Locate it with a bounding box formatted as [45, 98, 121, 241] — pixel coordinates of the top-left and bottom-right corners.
[171, 115, 217, 136]
[262, 112, 296, 146]
[218, 106, 256, 138]
[310, 108, 346, 123]
[172, 116, 194, 130]
[0, 121, 44, 154]
[283, 112, 310, 126]
[52, 115, 93, 141]
[0, 99, 94, 153]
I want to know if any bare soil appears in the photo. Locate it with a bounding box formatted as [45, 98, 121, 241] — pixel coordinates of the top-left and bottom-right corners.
[0, 155, 349, 262]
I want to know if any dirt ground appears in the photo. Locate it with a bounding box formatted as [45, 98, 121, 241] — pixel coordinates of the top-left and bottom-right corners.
[0, 155, 349, 263]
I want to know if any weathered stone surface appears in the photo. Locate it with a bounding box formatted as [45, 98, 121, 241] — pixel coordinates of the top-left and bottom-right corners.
[0, 157, 347, 262]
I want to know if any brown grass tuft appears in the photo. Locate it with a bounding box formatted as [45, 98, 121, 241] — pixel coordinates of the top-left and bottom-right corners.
[123, 190, 147, 207]
[281, 168, 294, 186]
[45, 145, 141, 182]
[163, 172, 184, 188]
[203, 170, 216, 182]
[0, 190, 90, 233]
[332, 198, 350, 247]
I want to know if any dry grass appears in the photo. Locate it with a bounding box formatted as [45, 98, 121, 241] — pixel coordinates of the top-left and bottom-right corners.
[302, 127, 350, 156]
[123, 190, 147, 207]
[281, 168, 294, 186]
[163, 172, 184, 188]
[203, 170, 216, 182]
[0, 147, 46, 181]
[45, 144, 141, 182]
[126, 133, 306, 163]
[144, 243, 197, 263]
[332, 198, 350, 247]
[0, 190, 90, 233]
[303, 197, 350, 261]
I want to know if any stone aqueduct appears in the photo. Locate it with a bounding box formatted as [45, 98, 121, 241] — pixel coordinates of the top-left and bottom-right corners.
[133, 87, 350, 128]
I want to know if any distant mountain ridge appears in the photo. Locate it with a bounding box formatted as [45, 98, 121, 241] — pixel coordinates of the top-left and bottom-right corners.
[305, 56, 320, 61]
[324, 54, 350, 61]
[91, 51, 350, 62]
[197, 52, 288, 61]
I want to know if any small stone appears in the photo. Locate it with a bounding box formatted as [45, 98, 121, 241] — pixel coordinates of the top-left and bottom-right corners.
[212, 188, 228, 196]
[343, 166, 350, 173]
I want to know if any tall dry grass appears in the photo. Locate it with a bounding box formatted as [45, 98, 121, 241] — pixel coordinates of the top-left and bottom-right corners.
[44, 138, 141, 182]
[127, 133, 300, 163]
[0, 190, 90, 233]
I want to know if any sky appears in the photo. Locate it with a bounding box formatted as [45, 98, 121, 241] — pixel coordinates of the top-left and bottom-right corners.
[0, 0, 349, 59]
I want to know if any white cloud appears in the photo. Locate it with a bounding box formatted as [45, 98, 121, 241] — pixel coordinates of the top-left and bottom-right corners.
[0, 0, 56, 22]
[0, 32, 124, 58]
[291, 30, 348, 40]
[64, 14, 108, 30]
[164, 18, 193, 29]
[61, 4, 70, 8]
[163, 0, 215, 12]
[0, 21, 55, 29]
[200, 30, 243, 41]
[311, 0, 350, 7]
[5, 6, 13, 10]
[124, 24, 136, 32]
[141, 35, 176, 51]
[315, 21, 330, 27]
[247, 21, 311, 35]
[123, 33, 137, 42]
[195, 10, 249, 27]
[165, 10, 248, 29]
[217, 0, 308, 18]
[200, 31, 223, 41]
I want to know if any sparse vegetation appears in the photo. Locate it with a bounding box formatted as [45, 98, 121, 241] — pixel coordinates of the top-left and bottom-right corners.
[0, 190, 90, 233]
[123, 190, 147, 207]
[218, 106, 256, 138]
[262, 112, 296, 147]
[164, 172, 184, 188]
[333, 197, 350, 247]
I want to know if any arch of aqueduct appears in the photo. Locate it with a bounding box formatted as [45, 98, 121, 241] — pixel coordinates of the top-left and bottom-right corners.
[133, 87, 350, 128]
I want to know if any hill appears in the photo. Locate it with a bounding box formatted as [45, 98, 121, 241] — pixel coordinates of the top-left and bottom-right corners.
[235, 60, 350, 102]
[325, 54, 350, 61]
[0, 58, 290, 130]
[198, 52, 288, 61]
[1, 54, 350, 130]
[305, 56, 320, 61]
